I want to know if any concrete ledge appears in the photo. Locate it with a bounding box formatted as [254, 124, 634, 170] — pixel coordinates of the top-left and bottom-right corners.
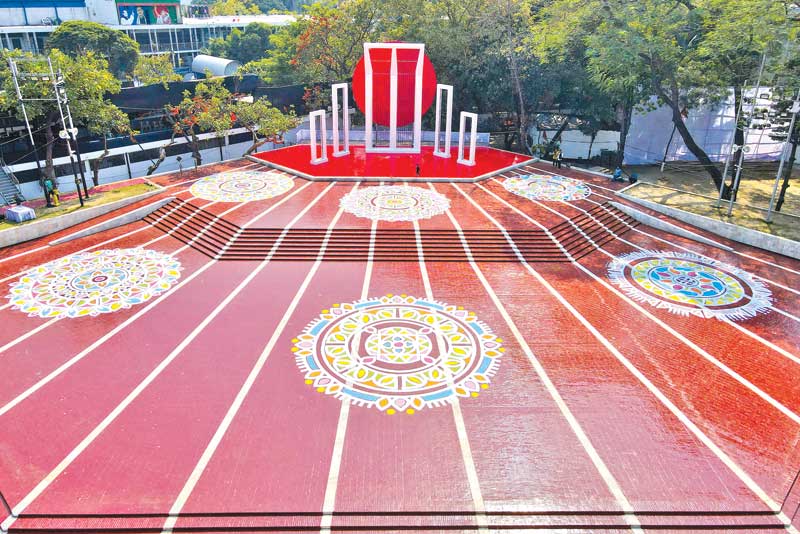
[245, 154, 536, 183]
[618, 192, 800, 260]
[609, 201, 733, 252]
[49, 196, 175, 245]
[0, 187, 164, 249]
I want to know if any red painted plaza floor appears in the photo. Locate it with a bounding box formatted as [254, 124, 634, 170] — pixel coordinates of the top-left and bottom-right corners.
[1, 156, 800, 533]
[251, 143, 533, 181]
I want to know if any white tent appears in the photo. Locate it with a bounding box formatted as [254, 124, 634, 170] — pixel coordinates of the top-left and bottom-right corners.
[624, 89, 785, 165]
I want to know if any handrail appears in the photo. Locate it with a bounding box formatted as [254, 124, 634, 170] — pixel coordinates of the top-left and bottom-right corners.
[0, 157, 22, 188]
[0, 156, 26, 203]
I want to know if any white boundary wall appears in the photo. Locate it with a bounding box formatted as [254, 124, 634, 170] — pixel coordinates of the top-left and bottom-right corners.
[13, 127, 274, 199]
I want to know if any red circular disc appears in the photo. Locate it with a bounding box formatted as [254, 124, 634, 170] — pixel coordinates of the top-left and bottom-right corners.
[352, 46, 437, 128]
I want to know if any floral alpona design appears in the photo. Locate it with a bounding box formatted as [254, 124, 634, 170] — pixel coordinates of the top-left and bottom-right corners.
[340, 185, 450, 222]
[293, 294, 503, 414]
[8, 248, 181, 318]
[607, 250, 771, 320]
[191, 170, 294, 202]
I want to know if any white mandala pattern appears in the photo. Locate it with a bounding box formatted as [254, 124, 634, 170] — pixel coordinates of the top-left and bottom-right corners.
[8, 248, 182, 318]
[607, 250, 772, 320]
[293, 294, 503, 415]
[503, 174, 591, 202]
[340, 186, 450, 222]
[191, 170, 294, 202]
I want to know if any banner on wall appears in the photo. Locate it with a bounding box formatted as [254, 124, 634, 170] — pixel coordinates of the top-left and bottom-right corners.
[118, 3, 177, 24]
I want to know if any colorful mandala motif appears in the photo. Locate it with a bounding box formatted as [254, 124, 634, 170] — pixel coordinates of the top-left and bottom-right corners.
[340, 185, 450, 222]
[607, 251, 772, 320]
[190, 170, 294, 202]
[7, 249, 181, 318]
[503, 174, 591, 202]
[293, 294, 503, 415]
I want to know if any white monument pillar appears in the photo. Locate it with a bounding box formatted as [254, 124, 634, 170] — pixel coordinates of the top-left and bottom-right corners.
[363, 42, 426, 154]
[331, 82, 350, 157]
[433, 84, 453, 158]
[309, 109, 328, 165]
[457, 111, 478, 166]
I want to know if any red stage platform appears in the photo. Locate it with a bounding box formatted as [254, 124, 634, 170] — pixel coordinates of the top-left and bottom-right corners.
[250, 143, 534, 182]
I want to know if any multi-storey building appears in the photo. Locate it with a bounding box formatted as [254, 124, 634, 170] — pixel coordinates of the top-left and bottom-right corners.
[0, 0, 293, 68]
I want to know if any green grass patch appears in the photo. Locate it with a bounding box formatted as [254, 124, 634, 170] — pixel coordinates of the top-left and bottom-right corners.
[0, 182, 158, 231]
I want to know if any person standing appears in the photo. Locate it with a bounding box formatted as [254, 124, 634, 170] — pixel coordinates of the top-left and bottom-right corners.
[44, 177, 54, 207]
[551, 148, 560, 167]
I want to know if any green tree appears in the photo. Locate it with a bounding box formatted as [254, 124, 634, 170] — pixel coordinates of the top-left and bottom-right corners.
[85, 105, 132, 187]
[232, 98, 299, 153]
[205, 23, 276, 64]
[45, 20, 139, 78]
[253, 0, 286, 12]
[0, 50, 125, 188]
[209, 0, 261, 16]
[241, 21, 305, 84]
[530, 0, 795, 193]
[133, 53, 182, 88]
[246, 0, 386, 85]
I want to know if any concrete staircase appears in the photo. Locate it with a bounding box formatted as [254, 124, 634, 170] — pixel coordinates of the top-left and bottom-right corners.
[0, 159, 24, 206]
[144, 200, 639, 263]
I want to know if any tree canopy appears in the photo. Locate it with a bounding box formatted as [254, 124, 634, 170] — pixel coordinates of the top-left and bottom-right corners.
[45, 20, 140, 78]
[133, 54, 182, 88]
[0, 49, 127, 183]
[530, 0, 797, 191]
[205, 23, 276, 64]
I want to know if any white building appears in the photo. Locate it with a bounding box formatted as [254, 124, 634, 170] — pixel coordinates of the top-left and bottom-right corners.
[0, 0, 293, 68]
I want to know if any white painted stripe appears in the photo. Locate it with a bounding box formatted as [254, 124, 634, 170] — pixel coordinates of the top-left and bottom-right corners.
[163, 183, 354, 534]
[497, 172, 800, 359]
[724, 318, 800, 366]
[0, 185, 321, 417]
[320, 217, 376, 534]
[0, 196, 199, 287]
[508, 182, 800, 368]
[241, 181, 313, 229]
[318, 402, 349, 534]
[0, 183, 337, 532]
[436, 184, 640, 530]
[484, 180, 800, 425]
[0, 245, 49, 265]
[140, 201, 218, 249]
[0, 303, 11, 311]
[523, 163, 800, 279]
[0, 260, 214, 418]
[455, 182, 798, 530]
[0, 318, 59, 355]
[319, 184, 384, 534]
[575, 192, 800, 298]
[412, 217, 487, 531]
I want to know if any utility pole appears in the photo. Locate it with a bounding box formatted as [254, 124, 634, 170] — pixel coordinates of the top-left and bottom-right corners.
[7, 57, 52, 207]
[49, 57, 90, 202]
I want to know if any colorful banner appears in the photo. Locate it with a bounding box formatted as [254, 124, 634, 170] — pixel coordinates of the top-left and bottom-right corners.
[118, 4, 177, 24]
